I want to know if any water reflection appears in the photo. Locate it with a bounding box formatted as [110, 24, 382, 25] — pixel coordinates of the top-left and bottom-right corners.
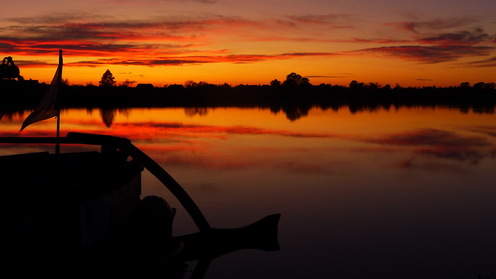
[2, 106, 496, 278]
[1, 103, 496, 125]
[100, 108, 115, 127]
[269, 104, 312, 121]
[97, 107, 132, 128]
[185, 107, 209, 117]
[365, 128, 493, 165]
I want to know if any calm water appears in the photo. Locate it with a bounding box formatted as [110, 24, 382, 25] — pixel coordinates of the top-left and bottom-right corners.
[2, 106, 496, 278]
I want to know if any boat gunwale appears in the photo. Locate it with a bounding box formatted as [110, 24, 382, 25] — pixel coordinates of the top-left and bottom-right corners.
[1, 132, 211, 232]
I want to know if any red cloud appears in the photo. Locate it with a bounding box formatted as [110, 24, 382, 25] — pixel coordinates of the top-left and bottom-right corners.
[1, 12, 495, 68]
[356, 45, 493, 63]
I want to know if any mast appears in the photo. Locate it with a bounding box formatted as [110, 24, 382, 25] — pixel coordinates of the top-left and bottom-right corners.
[55, 49, 62, 154]
[56, 110, 60, 154]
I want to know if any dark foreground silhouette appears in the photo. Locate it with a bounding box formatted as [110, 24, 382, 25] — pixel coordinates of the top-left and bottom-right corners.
[3, 132, 280, 278]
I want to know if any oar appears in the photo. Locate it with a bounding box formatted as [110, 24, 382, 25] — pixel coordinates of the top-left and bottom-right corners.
[175, 213, 281, 261]
[92, 213, 281, 275]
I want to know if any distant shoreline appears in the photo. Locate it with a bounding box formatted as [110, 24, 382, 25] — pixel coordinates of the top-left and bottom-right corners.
[2, 80, 496, 114]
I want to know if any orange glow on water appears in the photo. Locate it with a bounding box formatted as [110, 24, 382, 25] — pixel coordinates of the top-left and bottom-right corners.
[3, 107, 496, 279]
[7, 106, 496, 138]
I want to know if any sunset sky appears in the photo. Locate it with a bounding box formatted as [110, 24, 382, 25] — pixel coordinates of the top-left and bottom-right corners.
[1, 0, 495, 87]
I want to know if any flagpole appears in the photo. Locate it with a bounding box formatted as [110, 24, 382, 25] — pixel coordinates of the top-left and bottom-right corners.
[20, 49, 63, 142]
[55, 49, 62, 154]
[56, 109, 60, 154]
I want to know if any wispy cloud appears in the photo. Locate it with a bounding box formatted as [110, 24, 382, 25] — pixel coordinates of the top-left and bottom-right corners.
[100, 0, 218, 4]
[365, 18, 496, 64]
[285, 13, 355, 29]
[355, 45, 494, 63]
[64, 52, 336, 67]
[387, 18, 477, 33]
[1, 11, 495, 68]
[307, 74, 352, 79]
[353, 18, 496, 63]
[418, 28, 494, 45]
[457, 56, 496, 67]
[1, 12, 343, 66]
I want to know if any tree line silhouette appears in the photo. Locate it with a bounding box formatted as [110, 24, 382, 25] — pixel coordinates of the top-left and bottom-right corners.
[1, 71, 496, 120]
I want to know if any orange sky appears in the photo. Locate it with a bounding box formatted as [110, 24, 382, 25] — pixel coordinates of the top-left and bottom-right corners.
[1, 0, 495, 87]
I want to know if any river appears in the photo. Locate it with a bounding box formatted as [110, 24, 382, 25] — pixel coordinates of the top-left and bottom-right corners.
[1, 106, 495, 278]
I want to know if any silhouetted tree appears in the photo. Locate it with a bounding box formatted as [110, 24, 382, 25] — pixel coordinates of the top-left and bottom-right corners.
[197, 81, 212, 87]
[184, 80, 198, 88]
[349, 80, 365, 90]
[366, 82, 380, 90]
[99, 69, 116, 87]
[474, 82, 496, 90]
[282, 72, 304, 87]
[120, 79, 135, 87]
[300, 77, 311, 87]
[270, 79, 281, 87]
[280, 72, 312, 88]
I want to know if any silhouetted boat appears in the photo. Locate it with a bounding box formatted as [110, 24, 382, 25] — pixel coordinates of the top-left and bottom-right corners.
[1, 132, 280, 277]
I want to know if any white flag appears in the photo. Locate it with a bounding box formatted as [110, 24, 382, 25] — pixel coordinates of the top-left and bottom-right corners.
[20, 49, 63, 132]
